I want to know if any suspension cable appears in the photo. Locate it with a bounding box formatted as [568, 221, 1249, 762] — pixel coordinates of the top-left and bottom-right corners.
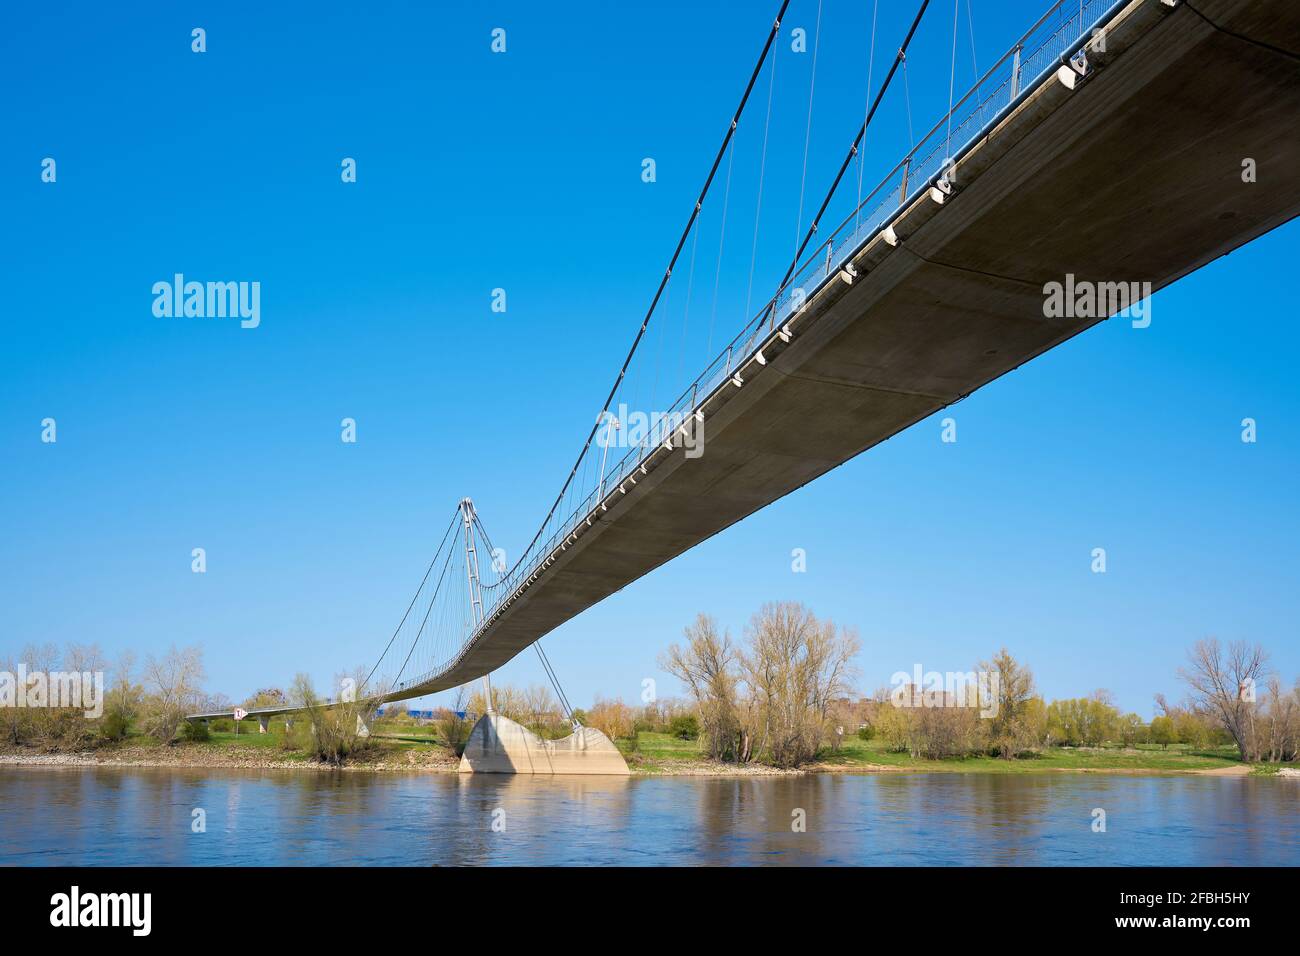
[774, 0, 933, 300]
[744, 38, 779, 320]
[853, 0, 880, 237]
[391, 532, 460, 689]
[706, 136, 736, 359]
[966, 0, 979, 80]
[472, 509, 577, 723]
[534, 640, 576, 724]
[499, 0, 793, 581]
[794, 0, 824, 253]
[361, 507, 459, 694]
[945, 0, 960, 158]
[902, 58, 916, 150]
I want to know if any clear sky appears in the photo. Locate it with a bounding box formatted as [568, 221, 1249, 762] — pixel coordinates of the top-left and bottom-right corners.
[4, 1, 1296, 719]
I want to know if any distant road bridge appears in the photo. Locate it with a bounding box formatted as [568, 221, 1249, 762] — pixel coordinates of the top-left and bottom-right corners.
[191, 0, 1300, 727]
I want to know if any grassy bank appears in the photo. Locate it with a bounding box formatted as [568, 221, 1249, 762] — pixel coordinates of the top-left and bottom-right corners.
[619, 732, 1252, 775]
[815, 737, 1246, 773]
[3, 723, 1277, 776]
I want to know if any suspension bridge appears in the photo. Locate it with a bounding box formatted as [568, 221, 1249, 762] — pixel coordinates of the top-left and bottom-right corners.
[189, 0, 1300, 770]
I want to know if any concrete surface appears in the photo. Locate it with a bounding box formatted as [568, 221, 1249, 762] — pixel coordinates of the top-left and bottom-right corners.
[458, 715, 631, 775]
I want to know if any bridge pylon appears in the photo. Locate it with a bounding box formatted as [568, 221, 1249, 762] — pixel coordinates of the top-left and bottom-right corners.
[455, 496, 629, 775]
[460, 497, 492, 715]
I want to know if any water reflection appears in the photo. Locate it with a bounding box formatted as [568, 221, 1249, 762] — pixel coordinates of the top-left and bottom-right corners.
[0, 767, 1296, 866]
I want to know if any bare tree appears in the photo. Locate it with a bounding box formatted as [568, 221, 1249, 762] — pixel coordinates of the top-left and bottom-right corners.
[587, 697, 636, 741]
[289, 668, 381, 765]
[740, 602, 860, 768]
[382, 697, 409, 724]
[140, 644, 206, 744]
[467, 683, 527, 723]
[1179, 638, 1269, 761]
[660, 614, 745, 761]
[1259, 678, 1299, 762]
[436, 685, 473, 756]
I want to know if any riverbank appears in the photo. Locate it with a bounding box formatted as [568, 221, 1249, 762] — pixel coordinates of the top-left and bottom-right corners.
[3, 729, 1293, 777]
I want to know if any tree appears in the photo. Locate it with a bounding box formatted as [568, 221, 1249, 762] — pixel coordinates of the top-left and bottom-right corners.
[587, 698, 635, 741]
[1119, 713, 1146, 747]
[978, 648, 1035, 757]
[436, 686, 473, 757]
[1259, 678, 1299, 762]
[1179, 638, 1269, 760]
[522, 684, 567, 737]
[739, 602, 860, 768]
[1047, 691, 1122, 747]
[870, 688, 913, 753]
[660, 614, 745, 761]
[669, 714, 700, 740]
[1149, 715, 1176, 749]
[1173, 709, 1210, 750]
[910, 702, 982, 759]
[289, 668, 381, 765]
[381, 698, 409, 723]
[468, 684, 527, 723]
[102, 652, 143, 741]
[244, 688, 288, 711]
[140, 645, 206, 744]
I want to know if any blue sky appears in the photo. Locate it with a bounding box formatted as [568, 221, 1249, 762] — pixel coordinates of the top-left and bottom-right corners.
[3, 1, 1296, 718]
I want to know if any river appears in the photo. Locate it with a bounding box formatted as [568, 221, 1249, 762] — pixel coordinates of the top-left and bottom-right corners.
[1, 768, 1296, 866]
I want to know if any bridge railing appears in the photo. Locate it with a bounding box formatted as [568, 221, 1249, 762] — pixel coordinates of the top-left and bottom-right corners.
[412, 0, 1128, 688]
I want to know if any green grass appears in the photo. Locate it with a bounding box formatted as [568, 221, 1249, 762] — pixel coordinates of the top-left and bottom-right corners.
[373, 722, 439, 738]
[616, 731, 1244, 773]
[104, 721, 1259, 775]
[205, 730, 300, 749]
[620, 731, 701, 760]
[816, 737, 1244, 773]
[1250, 762, 1289, 776]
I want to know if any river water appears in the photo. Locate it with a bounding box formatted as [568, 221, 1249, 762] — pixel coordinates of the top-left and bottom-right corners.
[1, 768, 1296, 866]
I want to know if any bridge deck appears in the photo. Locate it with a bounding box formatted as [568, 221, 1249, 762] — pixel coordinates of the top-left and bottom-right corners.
[191, 0, 1300, 719]
[412, 0, 1299, 699]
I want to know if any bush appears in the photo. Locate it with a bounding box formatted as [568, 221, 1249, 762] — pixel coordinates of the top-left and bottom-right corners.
[856, 724, 876, 741]
[181, 720, 210, 742]
[101, 710, 131, 741]
[669, 714, 700, 740]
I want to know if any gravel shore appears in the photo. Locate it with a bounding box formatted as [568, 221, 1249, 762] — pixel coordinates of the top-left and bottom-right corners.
[0, 745, 460, 774]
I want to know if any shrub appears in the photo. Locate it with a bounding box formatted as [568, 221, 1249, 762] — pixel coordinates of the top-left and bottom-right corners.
[856, 724, 876, 741]
[669, 714, 700, 740]
[101, 710, 131, 741]
[181, 720, 210, 743]
[587, 698, 636, 741]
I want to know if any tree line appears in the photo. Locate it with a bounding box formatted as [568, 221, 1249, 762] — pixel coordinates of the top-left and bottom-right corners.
[4, 619, 1294, 771]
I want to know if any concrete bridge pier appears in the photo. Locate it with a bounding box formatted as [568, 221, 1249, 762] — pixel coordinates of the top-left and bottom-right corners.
[258, 715, 269, 734]
[356, 714, 370, 738]
[458, 714, 629, 775]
